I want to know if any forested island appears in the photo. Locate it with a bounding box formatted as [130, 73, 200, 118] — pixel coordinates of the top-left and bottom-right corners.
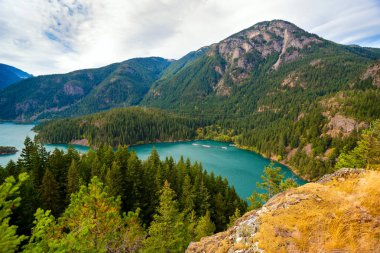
[0, 146, 18, 155]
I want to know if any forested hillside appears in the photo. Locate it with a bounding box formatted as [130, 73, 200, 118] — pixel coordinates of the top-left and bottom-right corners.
[34, 107, 206, 147]
[0, 63, 31, 89]
[0, 57, 170, 121]
[0, 138, 246, 252]
[35, 20, 380, 181]
[141, 20, 380, 180]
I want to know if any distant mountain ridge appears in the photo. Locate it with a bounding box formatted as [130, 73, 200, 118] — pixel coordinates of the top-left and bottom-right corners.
[1, 20, 379, 122]
[142, 20, 380, 111]
[0, 63, 31, 89]
[30, 20, 380, 181]
[0, 57, 170, 121]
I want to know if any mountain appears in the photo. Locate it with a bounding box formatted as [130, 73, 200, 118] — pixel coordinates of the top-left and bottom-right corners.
[141, 20, 380, 179]
[4, 20, 380, 180]
[187, 168, 380, 252]
[142, 20, 380, 113]
[0, 63, 31, 89]
[0, 57, 170, 121]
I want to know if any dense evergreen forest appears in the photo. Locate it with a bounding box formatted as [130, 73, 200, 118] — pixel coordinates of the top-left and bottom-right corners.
[36, 87, 380, 181]
[34, 107, 207, 147]
[0, 137, 246, 252]
[3, 20, 380, 182]
[0, 57, 170, 120]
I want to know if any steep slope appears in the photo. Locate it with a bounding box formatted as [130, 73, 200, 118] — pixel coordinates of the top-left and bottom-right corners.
[142, 20, 380, 180]
[143, 20, 380, 114]
[0, 57, 170, 121]
[187, 169, 380, 253]
[0, 63, 31, 89]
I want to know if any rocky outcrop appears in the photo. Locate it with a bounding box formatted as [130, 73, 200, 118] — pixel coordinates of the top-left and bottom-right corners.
[69, 139, 89, 147]
[208, 20, 322, 87]
[187, 169, 380, 253]
[281, 71, 306, 88]
[361, 61, 380, 88]
[325, 114, 368, 137]
[63, 81, 84, 95]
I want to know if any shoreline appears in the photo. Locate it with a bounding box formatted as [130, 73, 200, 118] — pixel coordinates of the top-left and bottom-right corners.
[234, 143, 310, 182]
[44, 137, 309, 182]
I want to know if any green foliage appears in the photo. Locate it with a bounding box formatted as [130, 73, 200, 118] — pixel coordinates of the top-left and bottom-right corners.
[25, 177, 145, 252]
[0, 57, 170, 120]
[248, 163, 297, 209]
[0, 173, 28, 253]
[40, 169, 60, 216]
[67, 160, 80, 196]
[228, 208, 241, 228]
[194, 211, 216, 241]
[105, 161, 123, 197]
[35, 107, 206, 147]
[1, 138, 246, 251]
[143, 181, 188, 252]
[336, 120, 380, 170]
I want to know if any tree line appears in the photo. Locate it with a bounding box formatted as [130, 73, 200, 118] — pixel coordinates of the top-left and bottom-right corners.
[0, 137, 246, 252]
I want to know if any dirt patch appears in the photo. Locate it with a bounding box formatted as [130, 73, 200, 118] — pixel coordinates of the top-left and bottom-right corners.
[326, 114, 368, 138]
[70, 139, 89, 147]
[361, 62, 380, 87]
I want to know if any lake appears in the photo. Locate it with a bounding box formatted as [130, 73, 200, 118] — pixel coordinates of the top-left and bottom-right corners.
[0, 122, 306, 200]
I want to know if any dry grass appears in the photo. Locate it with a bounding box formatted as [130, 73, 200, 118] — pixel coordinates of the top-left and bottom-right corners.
[254, 170, 380, 253]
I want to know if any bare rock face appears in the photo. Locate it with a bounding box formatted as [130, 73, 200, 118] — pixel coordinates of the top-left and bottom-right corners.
[63, 81, 84, 95]
[186, 169, 380, 253]
[326, 114, 368, 138]
[361, 61, 380, 87]
[281, 71, 306, 88]
[207, 20, 321, 96]
[69, 138, 89, 146]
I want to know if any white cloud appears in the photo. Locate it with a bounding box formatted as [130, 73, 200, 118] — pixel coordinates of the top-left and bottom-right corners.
[0, 0, 379, 75]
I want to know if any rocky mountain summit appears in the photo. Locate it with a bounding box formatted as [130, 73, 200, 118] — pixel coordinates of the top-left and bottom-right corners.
[208, 20, 322, 88]
[187, 169, 380, 253]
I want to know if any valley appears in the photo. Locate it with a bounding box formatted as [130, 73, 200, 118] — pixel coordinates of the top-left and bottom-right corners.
[0, 17, 379, 253]
[0, 122, 305, 200]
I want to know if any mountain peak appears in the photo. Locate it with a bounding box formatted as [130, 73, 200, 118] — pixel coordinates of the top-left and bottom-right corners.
[206, 20, 322, 85]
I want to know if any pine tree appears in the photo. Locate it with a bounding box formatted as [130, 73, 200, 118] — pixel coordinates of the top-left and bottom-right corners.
[143, 181, 187, 253]
[194, 211, 215, 241]
[125, 152, 143, 211]
[25, 177, 139, 252]
[67, 159, 80, 196]
[336, 120, 380, 170]
[0, 173, 28, 252]
[248, 163, 297, 209]
[105, 161, 123, 197]
[180, 175, 196, 214]
[40, 169, 60, 216]
[197, 179, 210, 215]
[228, 208, 241, 228]
[19, 136, 33, 170]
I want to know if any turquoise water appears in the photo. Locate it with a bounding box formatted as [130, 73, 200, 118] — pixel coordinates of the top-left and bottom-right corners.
[0, 122, 37, 165]
[130, 141, 306, 199]
[0, 122, 306, 199]
[0, 122, 90, 166]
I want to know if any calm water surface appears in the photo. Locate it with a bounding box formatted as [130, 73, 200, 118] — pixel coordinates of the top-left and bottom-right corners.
[0, 122, 305, 199]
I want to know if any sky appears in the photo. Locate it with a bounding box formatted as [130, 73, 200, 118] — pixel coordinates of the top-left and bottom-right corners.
[0, 0, 380, 75]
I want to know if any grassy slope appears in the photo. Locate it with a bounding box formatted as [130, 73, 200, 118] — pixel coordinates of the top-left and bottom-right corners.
[187, 169, 380, 252]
